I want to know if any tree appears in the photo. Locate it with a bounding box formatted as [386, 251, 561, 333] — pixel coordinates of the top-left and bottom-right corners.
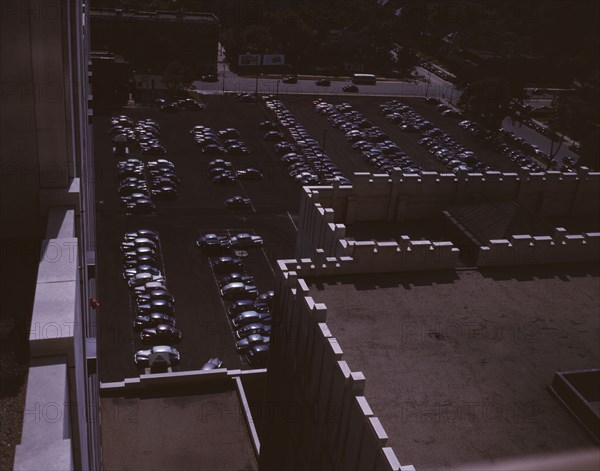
[458, 77, 525, 134]
[161, 61, 194, 97]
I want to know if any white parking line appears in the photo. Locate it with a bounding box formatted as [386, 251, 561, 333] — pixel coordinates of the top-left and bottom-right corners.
[287, 211, 298, 231]
[261, 247, 276, 277]
[236, 180, 256, 213]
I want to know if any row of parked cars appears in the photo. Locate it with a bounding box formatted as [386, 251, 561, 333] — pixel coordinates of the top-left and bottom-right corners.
[196, 232, 271, 366]
[314, 100, 422, 175]
[262, 97, 350, 185]
[120, 230, 182, 368]
[208, 158, 263, 185]
[381, 100, 496, 174]
[156, 97, 204, 112]
[191, 125, 251, 156]
[117, 159, 155, 214]
[110, 115, 167, 157]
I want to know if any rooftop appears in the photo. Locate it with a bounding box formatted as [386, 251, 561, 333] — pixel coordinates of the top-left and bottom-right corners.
[307, 264, 600, 469]
[101, 384, 257, 471]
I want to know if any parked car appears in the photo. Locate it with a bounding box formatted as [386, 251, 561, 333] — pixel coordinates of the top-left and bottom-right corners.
[219, 273, 255, 288]
[196, 233, 229, 252]
[228, 233, 263, 248]
[235, 333, 270, 353]
[134, 345, 180, 367]
[128, 272, 164, 288]
[232, 311, 271, 329]
[224, 196, 252, 209]
[229, 299, 259, 317]
[135, 289, 174, 305]
[201, 74, 218, 82]
[212, 256, 243, 273]
[137, 299, 175, 316]
[236, 168, 263, 180]
[246, 344, 269, 366]
[133, 313, 176, 330]
[201, 357, 223, 370]
[221, 282, 259, 300]
[140, 325, 181, 345]
[235, 323, 271, 340]
[254, 290, 275, 310]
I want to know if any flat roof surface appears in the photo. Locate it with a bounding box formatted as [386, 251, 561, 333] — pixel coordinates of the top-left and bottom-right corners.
[307, 265, 600, 469]
[447, 201, 555, 244]
[101, 385, 257, 471]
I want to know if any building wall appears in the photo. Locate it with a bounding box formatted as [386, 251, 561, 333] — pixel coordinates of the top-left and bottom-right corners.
[259, 262, 414, 471]
[2, 0, 100, 468]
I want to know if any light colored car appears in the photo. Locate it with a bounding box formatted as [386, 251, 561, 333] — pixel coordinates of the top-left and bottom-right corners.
[221, 282, 258, 300]
[235, 333, 270, 353]
[128, 272, 165, 288]
[228, 233, 263, 248]
[132, 280, 167, 294]
[134, 345, 180, 367]
[232, 310, 271, 329]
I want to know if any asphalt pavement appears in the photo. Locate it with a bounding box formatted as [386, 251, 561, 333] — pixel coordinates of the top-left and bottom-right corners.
[95, 97, 298, 382]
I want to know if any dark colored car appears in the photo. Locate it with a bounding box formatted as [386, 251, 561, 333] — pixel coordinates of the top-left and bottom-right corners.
[235, 323, 271, 340]
[232, 310, 271, 329]
[254, 290, 275, 310]
[246, 344, 269, 366]
[137, 299, 175, 316]
[342, 85, 358, 93]
[228, 299, 257, 318]
[212, 173, 237, 185]
[235, 334, 270, 353]
[135, 289, 174, 305]
[236, 168, 263, 180]
[212, 256, 243, 273]
[316, 78, 331, 86]
[282, 75, 297, 84]
[140, 324, 182, 345]
[201, 74, 218, 82]
[133, 313, 176, 330]
[196, 233, 229, 252]
[224, 196, 252, 209]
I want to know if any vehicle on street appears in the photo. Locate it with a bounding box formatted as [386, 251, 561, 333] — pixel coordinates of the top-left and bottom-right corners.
[316, 78, 331, 86]
[342, 84, 359, 93]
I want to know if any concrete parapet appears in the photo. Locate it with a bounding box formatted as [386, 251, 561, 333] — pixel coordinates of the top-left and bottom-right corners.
[478, 231, 600, 267]
[14, 357, 73, 471]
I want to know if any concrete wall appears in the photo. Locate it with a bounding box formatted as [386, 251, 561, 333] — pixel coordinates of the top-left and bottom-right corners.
[300, 169, 600, 231]
[297, 186, 460, 272]
[259, 265, 415, 471]
[14, 208, 79, 471]
[297, 170, 599, 269]
[477, 229, 600, 267]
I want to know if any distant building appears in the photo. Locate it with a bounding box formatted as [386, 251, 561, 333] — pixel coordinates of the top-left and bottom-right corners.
[90, 9, 219, 76]
[90, 51, 132, 110]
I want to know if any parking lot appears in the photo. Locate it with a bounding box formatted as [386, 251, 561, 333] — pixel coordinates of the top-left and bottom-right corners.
[95, 97, 299, 382]
[283, 96, 522, 175]
[95, 94, 532, 382]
